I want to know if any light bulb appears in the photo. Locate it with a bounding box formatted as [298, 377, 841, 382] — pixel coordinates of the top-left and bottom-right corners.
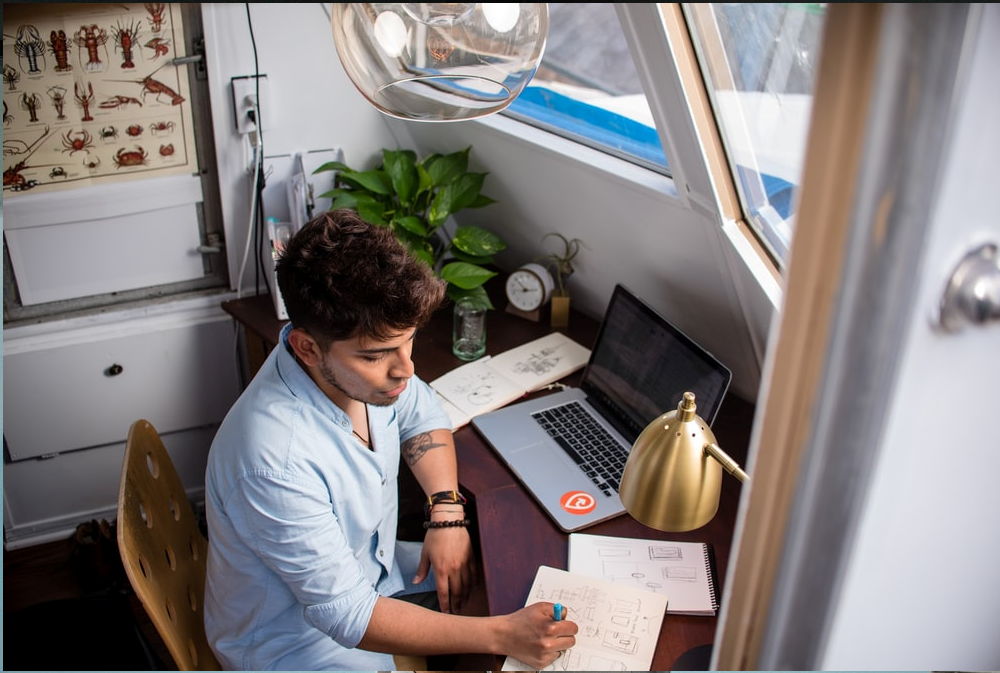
[482, 4, 520, 33]
[373, 10, 407, 58]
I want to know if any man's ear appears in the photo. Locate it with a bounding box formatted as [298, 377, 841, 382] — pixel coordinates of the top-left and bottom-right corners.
[287, 327, 322, 366]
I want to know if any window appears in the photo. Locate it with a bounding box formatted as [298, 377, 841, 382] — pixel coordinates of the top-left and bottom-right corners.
[503, 3, 669, 174]
[503, 3, 826, 270]
[683, 3, 826, 266]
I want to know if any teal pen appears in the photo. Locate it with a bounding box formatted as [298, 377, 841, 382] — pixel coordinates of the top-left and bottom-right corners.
[554, 603, 563, 621]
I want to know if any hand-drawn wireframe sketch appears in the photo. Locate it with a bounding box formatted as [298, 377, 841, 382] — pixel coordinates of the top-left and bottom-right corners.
[567, 533, 719, 616]
[502, 565, 667, 672]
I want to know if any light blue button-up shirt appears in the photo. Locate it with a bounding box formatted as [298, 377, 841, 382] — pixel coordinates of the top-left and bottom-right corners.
[204, 323, 450, 670]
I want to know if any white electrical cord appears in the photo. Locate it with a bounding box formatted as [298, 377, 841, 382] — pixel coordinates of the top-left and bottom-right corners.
[235, 101, 263, 298]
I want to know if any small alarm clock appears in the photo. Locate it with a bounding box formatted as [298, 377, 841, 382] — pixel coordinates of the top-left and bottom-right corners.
[505, 262, 555, 313]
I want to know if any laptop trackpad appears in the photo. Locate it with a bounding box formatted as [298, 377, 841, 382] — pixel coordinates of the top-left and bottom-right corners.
[507, 442, 575, 475]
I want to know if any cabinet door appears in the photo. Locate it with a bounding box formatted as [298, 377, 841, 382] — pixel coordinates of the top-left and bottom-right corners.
[4, 315, 238, 461]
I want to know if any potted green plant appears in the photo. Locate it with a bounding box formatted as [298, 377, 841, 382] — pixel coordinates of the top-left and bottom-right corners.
[313, 146, 506, 308]
[537, 232, 585, 327]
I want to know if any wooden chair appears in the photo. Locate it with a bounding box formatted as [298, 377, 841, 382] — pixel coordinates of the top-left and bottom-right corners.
[117, 419, 221, 670]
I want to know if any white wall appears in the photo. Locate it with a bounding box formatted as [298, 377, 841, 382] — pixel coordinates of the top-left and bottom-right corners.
[200, 3, 774, 403]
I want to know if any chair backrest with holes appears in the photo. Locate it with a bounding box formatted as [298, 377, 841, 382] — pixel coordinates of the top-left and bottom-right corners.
[117, 419, 221, 671]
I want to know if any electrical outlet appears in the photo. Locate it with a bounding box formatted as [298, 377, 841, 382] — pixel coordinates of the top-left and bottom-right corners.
[231, 74, 269, 134]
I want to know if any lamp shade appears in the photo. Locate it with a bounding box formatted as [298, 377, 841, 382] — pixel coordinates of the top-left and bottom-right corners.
[619, 392, 748, 532]
[331, 3, 549, 121]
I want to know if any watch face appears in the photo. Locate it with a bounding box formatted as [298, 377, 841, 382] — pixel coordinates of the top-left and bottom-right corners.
[506, 268, 547, 311]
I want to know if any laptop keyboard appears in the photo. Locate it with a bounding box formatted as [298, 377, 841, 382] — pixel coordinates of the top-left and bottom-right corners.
[531, 401, 629, 497]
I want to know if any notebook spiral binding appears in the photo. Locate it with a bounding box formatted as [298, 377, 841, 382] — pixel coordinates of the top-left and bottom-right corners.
[705, 543, 721, 612]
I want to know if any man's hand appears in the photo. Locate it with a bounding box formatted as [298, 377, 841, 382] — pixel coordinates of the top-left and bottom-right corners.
[412, 526, 476, 613]
[499, 601, 579, 669]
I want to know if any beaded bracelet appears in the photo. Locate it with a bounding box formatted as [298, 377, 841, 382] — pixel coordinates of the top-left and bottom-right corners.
[423, 518, 471, 530]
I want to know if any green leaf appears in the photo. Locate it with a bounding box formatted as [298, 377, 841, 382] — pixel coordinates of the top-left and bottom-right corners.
[312, 160, 352, 174]
[452, 225, 506, 257]
[393, 215, 429, 237]
[319, 187, 356, 201]
[428, 173, 486, 226]
[469, 193, 498, 209]
[440, 261, 497, 290]
[341, 170, 393, 195]
[329, 193, 359, 210]
[424, 147, 469, 186]
[383, 149, 418, 205]
[449, 247, 494, 265]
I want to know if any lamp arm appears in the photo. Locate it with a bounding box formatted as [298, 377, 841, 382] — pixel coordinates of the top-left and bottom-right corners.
[704, 443, 749, 482]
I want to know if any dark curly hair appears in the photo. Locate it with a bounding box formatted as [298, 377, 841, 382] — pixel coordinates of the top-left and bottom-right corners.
[275, 209, 445, 346]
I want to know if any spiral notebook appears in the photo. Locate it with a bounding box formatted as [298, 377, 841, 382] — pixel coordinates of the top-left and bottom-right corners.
[567, 533, 719, 616]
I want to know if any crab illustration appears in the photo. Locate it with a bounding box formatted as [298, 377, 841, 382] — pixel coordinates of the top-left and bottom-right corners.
[113, 146, 148, 168]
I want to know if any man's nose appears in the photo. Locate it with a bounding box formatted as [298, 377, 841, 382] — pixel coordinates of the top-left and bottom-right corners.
[390, 350, 414, 378]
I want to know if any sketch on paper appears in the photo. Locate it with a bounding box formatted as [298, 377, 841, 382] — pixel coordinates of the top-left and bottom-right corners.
[502, 566, 666, 672]
[567, 533, 718, 616]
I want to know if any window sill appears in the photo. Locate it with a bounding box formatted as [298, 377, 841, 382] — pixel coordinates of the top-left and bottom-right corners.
[473, 112, 681, 202]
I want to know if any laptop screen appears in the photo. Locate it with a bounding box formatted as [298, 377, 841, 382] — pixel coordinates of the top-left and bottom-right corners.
[580, 284, 732, 442]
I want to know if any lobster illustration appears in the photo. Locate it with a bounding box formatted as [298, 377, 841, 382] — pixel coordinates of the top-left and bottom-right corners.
[75, 81, 96, 122]
[48, 29, 73, 72]
[47, 86, 68, 120]
[145, 37, 170, 60]
[19, 92, 42, 123]
[100, 95, 143, 110]
[74, 24, 109, 72]
[109, 63, 185, 106]
[145, 3, 167, 33]
[111, 20, 142, 70]
[15, 24, 46, 74]
[3, 64, 20, 92]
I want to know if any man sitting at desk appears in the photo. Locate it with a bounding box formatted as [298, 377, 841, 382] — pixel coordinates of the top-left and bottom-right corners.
[204, 210, 577, 670]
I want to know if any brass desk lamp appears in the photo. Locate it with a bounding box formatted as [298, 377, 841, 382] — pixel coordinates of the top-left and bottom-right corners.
[620, 392, 749, 532]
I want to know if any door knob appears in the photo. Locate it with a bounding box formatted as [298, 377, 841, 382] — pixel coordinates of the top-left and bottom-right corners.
[938, 242, 1000, 331]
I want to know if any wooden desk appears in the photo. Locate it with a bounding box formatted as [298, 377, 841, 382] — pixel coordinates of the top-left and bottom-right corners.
[221, 292, 753, 670]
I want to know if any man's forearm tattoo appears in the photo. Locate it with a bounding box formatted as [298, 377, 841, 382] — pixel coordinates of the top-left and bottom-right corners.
[401, 431, 446, 466]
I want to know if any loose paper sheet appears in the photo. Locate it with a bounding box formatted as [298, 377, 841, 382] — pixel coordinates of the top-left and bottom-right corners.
[502, 565, 667, 672]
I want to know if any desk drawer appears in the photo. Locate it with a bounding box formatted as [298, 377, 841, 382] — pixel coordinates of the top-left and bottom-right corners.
[4, 314, 238, 461]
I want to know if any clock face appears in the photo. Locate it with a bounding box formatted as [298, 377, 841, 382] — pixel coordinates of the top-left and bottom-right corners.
[505, 263, 554, 311]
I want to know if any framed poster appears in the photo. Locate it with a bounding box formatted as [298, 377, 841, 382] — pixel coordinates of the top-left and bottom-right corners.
[3, 3, 198, 196]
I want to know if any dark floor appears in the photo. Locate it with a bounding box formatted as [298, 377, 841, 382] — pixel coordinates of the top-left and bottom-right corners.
[4, 520, 494, 671]
[4, 522, 175, 671]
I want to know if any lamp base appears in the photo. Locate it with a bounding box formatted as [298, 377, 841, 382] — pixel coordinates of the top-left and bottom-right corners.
[670, 643, 713, 671]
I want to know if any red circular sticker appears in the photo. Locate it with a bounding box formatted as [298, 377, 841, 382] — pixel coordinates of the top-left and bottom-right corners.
[560, 490, 597, 515]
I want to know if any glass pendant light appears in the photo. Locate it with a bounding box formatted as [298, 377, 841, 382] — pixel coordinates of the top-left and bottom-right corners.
[331, 4, 549, 122]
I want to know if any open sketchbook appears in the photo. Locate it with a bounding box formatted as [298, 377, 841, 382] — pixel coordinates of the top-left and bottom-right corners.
[502, 565, 668, 672]
[431, 332, 591, 430]
[568, 533, 719, 616]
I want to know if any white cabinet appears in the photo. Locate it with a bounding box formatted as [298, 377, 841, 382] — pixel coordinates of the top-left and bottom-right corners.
[3, 294, 240, 548]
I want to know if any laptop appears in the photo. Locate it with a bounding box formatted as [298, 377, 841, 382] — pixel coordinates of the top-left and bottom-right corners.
[471, 284, 732, 532]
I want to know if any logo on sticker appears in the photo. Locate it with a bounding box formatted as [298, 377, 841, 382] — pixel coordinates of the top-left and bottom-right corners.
[560, 490, 597, 515]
